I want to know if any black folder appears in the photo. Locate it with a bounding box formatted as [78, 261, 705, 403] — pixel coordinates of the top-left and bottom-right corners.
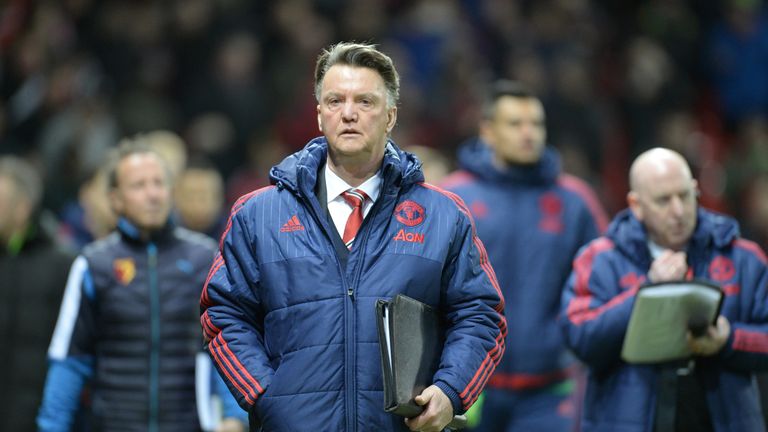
[375, 294, 467, 429]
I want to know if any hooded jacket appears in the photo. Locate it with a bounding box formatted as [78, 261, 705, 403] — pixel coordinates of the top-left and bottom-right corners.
[201, 138, 507, 431]
[561, 208, 768, 432]
[442, 140, 606, 389]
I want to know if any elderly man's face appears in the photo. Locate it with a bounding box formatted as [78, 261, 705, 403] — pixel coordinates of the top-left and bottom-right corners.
[630, 160, 698, 251]
[316, 65, 396, 164]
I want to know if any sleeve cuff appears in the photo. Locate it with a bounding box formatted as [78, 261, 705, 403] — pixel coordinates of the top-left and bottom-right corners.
[434, 380, 463, 415]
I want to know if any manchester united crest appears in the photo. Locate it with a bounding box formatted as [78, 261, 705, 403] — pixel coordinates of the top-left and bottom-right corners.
[113, 258, 136, 285]
[394, 200, 426, 227]
[709, 256, 735, 282]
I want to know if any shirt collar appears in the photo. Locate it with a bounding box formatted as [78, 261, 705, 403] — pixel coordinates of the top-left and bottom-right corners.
[324, 162, 382, 204]
[647, 239, 687, 259]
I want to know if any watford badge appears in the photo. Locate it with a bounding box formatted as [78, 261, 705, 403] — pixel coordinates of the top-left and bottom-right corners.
[113, 258, 136, 285]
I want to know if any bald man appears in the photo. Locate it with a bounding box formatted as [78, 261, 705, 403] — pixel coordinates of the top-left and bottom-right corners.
[560, 148, 768, 432]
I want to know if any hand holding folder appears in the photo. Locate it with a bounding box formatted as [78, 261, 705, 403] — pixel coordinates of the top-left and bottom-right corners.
[621, 280, 724, 363]
[376, 295, 467, 430]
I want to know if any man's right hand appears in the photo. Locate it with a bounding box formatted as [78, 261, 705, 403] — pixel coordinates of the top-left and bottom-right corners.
[648, 250, 688, 282]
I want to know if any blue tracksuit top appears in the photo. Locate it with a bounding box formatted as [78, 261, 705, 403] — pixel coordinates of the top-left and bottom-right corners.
[200, 137, 507, 431]
[560, 208, 768, 432]
[442, 140, 607, 389]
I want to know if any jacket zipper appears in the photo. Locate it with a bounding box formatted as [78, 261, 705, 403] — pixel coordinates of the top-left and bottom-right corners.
[148, 243, 160, 432]
[289, 168, 394, 431]
[344, 202, 381, 432]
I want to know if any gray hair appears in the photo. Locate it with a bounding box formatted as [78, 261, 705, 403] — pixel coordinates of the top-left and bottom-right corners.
[314, 42, 400, 108]
[0, 156, 43, 211]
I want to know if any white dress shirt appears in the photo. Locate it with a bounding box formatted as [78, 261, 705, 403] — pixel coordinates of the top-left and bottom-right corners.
[325, 163, 382, 239]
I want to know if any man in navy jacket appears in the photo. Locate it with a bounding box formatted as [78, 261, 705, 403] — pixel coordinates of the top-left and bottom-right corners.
[443, 80, 607, 431]
[200, 42, 507, 432]
[38, 142, 246, 431]
[561, 148, 768, 431]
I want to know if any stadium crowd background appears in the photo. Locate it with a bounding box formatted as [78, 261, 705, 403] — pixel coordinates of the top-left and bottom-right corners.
[1, 0, 768, 252]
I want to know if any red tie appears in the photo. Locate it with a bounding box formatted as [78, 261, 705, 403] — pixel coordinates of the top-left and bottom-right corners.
[341, 189, 369, 249]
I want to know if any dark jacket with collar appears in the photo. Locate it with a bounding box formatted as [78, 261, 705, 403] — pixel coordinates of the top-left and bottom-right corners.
[561, 208, 768, 432]
[0, 222, 75, 432]
[201, 137, 507, 431]
[38, 218, 218, 431]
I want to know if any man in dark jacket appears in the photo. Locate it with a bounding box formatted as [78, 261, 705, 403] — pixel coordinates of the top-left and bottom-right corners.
[0, 156, 75, 432]
[561, 147, 768, 432]
[200, 42, 507, 432]
[442, 80, 608, 431]
[38, 142, 246, 431]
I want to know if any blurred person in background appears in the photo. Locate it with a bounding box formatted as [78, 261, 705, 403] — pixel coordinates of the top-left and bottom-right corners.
[58, 164, 117, 250]
[174, 156, 226, 239]
[442, 80, 608, 431]
[561, 148, 768, 432]
[401, 144, 452, 184]
[0, 155, 76, 432]
[707, 0, 768, 127]
[133, 129, 189, 182]
[37, 141, 246, 431]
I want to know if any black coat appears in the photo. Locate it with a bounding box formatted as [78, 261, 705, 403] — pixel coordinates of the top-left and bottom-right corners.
[0, 224, 75, 432]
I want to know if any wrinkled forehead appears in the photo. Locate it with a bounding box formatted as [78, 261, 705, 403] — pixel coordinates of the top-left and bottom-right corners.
[321, 65, 386, 93]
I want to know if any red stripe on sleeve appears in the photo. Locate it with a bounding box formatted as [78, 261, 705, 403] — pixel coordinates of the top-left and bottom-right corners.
[567, 284, 640, 325]
[200, 255, 224, 308]
[733, 329, 768, 354]
[418, 182, 507, 409]
[219, 186, 276, 251]
[735, 239, 768, 265]
[459, 354, 492, 400]
[573, 238, 614, 296]
[565, 238, 632, 325]
[558, 174, 609, 233]
[201, 310, 219, 341]
[219, 335, 265, 394]
[210, 335, 257, 405]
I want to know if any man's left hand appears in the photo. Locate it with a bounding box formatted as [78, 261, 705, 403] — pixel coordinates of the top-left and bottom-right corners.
[404, 385, 454, 432]
[688, 315, 731, 356]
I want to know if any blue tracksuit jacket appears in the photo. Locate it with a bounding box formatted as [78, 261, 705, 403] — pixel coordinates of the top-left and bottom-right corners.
[443, 141, 607, 389]
[200, 137, 507, 431]
[560, 208, 768, 432]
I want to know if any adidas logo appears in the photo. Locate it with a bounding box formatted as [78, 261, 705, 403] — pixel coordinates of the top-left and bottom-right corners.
[280, 215, 305, 232]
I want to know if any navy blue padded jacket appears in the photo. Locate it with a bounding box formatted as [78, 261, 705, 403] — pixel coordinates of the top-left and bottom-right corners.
[561, 209, 768, 432]
[444, 141, 607, 390]
[201, 138, 507, 431]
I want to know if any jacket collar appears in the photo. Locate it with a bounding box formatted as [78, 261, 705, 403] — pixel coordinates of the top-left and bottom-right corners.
[117, 217, 175, 244]
[269, 136, 424, 198]
[607, 208, 740, 268]
[457, 137, 560, 186]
